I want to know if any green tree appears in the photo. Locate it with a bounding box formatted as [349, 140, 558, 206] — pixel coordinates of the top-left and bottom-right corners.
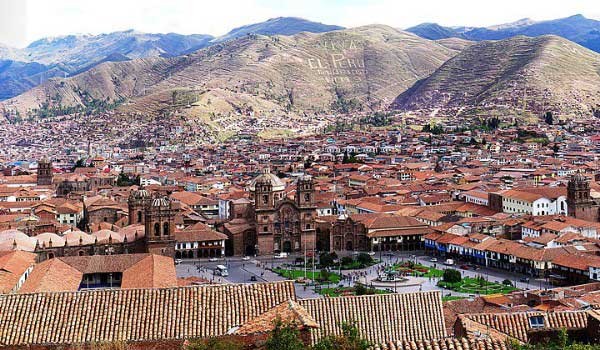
[356, 253, 373, 266]
[265, 321, 305, 350]
[186, 337, 243, 350]
[312, 321, 370, 350]
[442, 269, 462, 284]
[319, 253, 335, 268]
[340, 256, 354, 267]
[544, 111, 554, 125]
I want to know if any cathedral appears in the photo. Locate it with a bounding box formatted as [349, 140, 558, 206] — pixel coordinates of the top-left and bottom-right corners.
[567, 173, 600, 222]
[223, 169, 317, 256]
[34, 190, 176, 261]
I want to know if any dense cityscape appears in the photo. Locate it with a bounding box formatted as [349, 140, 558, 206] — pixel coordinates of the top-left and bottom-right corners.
[1, 1, 600, 349]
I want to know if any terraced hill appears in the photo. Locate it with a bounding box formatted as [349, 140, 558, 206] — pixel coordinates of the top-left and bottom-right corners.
[393, 35, 600, 117]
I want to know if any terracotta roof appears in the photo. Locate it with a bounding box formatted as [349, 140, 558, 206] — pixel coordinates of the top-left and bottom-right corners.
[375, 338, 510, 350]
[0, 281, 297, 346]
[18, 258, 83, 293]
[0, 251, 36, 293]
[121, 254, 178, 289]
[299, 291, 446, 345]
[235, 299, 318, 335]
[458, 310, 589, 343]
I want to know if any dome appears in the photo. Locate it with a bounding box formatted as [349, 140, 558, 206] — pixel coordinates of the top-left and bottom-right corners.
[63, 231, 96, 246]
[92, 230, 124, 244]
[247, 168, 285, 192]
[129, 189, 150, 201]
[151, 196, 170, 207]
[36, 233, 66, 248]
[0, 229, 37, 252]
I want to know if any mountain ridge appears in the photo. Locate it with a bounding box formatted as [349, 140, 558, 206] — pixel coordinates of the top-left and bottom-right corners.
[393, 34, 600, 117]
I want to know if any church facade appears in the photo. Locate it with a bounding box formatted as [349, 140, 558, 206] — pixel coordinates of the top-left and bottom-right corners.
[567, 173, 600, 222]
[224, 170, 317, 256]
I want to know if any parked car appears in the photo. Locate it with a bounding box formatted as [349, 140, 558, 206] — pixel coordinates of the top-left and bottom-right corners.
[430, 257, 438, 262]
[250, 276, 257, 281]
[519, 277, 530, 283]
[174, 259, 182, 265]
[460, 264, 470, 270]
[444, 259, 455, 266]
[242, 256, 251, 261]
[368, 251, 376, 256]
[208, 257, 219, 262]
[274, 252, 288, 259]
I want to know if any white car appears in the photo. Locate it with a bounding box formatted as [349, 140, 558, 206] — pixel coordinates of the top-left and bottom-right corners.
[368, 251, 376, 256]
[430, 257, 438, 262]
[242, 256, 251, 261]
[174, 259, 182, 265]
[208, 257, 219, 262]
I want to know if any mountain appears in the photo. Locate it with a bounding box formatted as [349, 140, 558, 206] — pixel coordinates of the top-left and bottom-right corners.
[22, 30, 214, 66]
[0, 18, 345, 101]
[212, 17, 344, 43]
[404, 23, 464, 41]
[406, 14, 600, 53]
[393, 35, 600, 117]
[0, 31, 214, 100]
[1, 26, 463, 136]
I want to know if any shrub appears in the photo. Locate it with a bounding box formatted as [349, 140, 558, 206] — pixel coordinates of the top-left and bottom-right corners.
[443, 269, 462, 284]
[356, 253, 373, 266]
[340, 256, 354, 266]
[320, 253, 335, 267]
[502, 279, 513, 286]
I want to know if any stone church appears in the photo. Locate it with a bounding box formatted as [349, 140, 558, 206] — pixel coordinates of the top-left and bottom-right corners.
[223, 169, 317, 256]
[34, 190, 177, 261]
[567, 173, 600, 222]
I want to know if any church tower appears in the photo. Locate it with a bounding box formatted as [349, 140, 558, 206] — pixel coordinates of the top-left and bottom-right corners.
[37, 158, 53, 186]
[128, 189, 150, 225]
[254, 170, 276, 210]
[296, 175, 315, 208]
[144, 194, 176, 256]
[567, 173, 599, 222]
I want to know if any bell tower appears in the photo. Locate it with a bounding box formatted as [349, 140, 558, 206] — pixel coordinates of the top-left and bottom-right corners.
[37, 158, 53, 186]
[144, 194, 176, 256]
[567, 173, 599, 222]
[296, 175, 315, 208]
[254, 172, 275, 210]
[128, 189, 150, 225]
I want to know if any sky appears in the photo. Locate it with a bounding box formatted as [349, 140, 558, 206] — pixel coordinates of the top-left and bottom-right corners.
[1, 0, 600, 48]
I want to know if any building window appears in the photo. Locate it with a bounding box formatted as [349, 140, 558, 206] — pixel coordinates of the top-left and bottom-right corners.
[529, 315, 544, 328]
[154, 223, 160, 236]
[163, 222, 170, 236]
[263, 195, 269, 204]
[137, 211, 142, 223]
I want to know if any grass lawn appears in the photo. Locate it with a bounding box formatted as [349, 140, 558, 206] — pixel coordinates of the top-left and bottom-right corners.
[273, 268, 341, 284]
[442, 296, 465, 302]
[438, 277, 518, 295]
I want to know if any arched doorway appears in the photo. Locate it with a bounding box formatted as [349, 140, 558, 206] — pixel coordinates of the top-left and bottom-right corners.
[283, 241, 292, 253]
[346, 241, 353, 251]
[245, 244, 256, 256]
[175, 251, 182, 259]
